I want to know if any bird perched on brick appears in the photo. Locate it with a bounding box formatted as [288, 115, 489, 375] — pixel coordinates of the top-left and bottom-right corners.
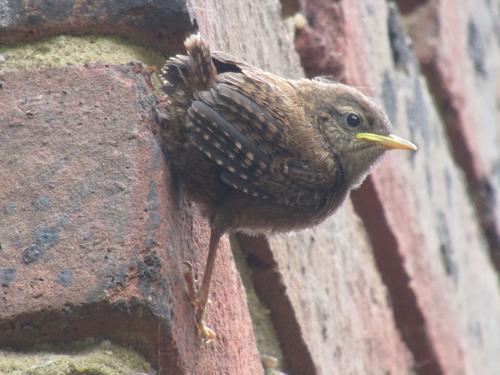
[159, 34, 417, 343]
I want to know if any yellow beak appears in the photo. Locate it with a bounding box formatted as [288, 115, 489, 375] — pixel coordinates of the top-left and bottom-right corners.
[355, 133, 418, 151]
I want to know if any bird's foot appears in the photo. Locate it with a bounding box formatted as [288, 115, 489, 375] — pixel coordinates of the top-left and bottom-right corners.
[197, 320, 217, 345]
[183, 261, 202, 307]
[183, 261, 216, 344]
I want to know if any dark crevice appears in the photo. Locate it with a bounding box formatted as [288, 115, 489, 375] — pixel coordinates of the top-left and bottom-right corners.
[212, 58, 243, 74]
[351, 179, 444, 375]
[396, 0, 430, 15]
[236, 233, 317, 375]
[0, 300, 181, 373]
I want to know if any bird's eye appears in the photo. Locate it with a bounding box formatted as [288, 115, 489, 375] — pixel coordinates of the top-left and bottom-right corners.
[345, 113, 361, 127]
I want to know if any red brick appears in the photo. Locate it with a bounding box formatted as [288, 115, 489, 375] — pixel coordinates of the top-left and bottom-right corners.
[402, 0, 500, 268]
[2, 0, 500, 374]
[0, 0, 193, 54]
[0, 65, 262, 374]
[296, 1, 500, 374]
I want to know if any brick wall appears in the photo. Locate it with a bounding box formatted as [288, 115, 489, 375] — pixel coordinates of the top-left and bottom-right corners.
[1, 1, 499, 374]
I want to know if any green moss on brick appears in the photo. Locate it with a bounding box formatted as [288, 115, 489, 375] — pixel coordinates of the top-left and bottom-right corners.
[0, 35, 165, 72]
[0, 339, 154, 375]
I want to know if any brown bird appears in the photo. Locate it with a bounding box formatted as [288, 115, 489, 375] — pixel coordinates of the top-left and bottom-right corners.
[159, 34, 417, 343]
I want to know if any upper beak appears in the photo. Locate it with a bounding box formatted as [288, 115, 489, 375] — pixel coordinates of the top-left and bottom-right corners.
[355, 133, 418, 151]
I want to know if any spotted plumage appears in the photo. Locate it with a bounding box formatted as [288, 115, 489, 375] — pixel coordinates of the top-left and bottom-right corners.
[157, 34, 417, 342]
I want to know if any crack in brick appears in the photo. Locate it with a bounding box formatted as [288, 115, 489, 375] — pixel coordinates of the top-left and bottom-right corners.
[420, 62, 500, 272]
[0, 300, 178, 372]
[351, 179, 444, 375]
[236, 234, 317, 375]
[292, 1, 446, 371]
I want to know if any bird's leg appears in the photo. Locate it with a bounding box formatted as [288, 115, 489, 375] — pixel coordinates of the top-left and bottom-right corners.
[183, 228, 223, 343]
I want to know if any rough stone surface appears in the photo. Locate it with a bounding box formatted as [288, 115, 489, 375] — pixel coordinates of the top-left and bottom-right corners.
[239, 203, 414, 374]
[0, 0, 194, 55]
[401, 0, 500, 270]
[188, 0, 303, 78]
[0, 339, 153, 374]
[295, 0, 500, 374]
[0, 65, 262, 374]
[0, 35, 165, 72]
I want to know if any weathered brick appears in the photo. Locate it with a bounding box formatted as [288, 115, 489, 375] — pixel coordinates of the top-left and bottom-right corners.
[296, 0, 500, 374]
[401, 0, 500, 269]
[2, 0, 500, 374]
[0, 0, 194, 54]
[0, 64, 262, 374]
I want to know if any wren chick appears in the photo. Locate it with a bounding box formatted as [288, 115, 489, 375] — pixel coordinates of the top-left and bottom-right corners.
[159, 34, 417, 342]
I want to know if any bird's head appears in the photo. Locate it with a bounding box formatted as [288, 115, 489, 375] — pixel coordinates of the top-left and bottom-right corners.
[303, 81, 417, 187]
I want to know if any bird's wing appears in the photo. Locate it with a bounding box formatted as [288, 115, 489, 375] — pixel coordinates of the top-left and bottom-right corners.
[187, 71, 339, 208]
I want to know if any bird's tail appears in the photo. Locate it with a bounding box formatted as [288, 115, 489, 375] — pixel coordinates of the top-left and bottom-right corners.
[161, 34, 217, 100]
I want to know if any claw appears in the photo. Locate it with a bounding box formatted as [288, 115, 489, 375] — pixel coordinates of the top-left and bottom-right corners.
[198, 321, 217, 345]
[181, 226, 222, 345]
[183, 260, 193, 271]
[183, 261, 201, 307]
[183, 261, 197, 284]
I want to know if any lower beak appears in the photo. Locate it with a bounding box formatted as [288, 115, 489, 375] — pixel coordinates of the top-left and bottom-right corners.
[355, 133, 418, 151]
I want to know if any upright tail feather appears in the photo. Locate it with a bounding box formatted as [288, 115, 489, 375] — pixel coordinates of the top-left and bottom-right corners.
[158, 34, 218, 167]
[183, 33, 217, 90]
[160, 34, 217, 100]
